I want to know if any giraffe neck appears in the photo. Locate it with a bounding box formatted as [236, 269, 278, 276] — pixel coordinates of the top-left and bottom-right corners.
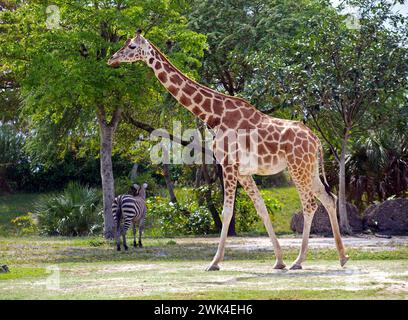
[145, 42, 223, 129]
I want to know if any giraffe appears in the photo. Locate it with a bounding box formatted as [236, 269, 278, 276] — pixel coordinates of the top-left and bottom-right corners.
[108, 30, 349, 271]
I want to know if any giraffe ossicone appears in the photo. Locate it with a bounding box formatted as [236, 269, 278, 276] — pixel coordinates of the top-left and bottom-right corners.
[108, 31, 349, 271]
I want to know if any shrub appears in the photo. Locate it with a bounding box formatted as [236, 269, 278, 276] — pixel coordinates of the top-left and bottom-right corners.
[186, 206, 213, 235]
[145, 186, 282, 236]
[35, 182, 103, 236]
[233, 189, 282, 233]
[11, 212, 38, 235]
[146, 196, 213, 236]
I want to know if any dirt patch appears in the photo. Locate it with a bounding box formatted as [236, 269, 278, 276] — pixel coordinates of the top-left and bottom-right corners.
[173, 235, 408, 251]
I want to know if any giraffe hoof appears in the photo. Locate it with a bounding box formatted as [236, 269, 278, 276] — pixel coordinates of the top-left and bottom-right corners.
[289, 263, 302, 270]
[340, 255, 349, 267]
[273, 262, 287, 270]
[206, 264, 220, 272]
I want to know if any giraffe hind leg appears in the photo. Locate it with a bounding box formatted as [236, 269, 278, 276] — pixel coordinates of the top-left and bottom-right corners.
[289, 190, 318, 270]
[311, 175, 348, 266]
[286, 155, 319, 270]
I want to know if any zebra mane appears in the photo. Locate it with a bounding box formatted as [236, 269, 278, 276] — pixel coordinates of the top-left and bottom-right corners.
[130, 183, 147, 200]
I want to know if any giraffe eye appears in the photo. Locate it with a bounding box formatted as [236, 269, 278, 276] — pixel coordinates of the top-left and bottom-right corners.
[128, 43, 136, 49]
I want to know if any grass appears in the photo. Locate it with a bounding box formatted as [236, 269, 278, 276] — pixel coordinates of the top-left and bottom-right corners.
[0, 236, 407, 299]
[0, 266, 47, 281]
[0, 193, 45, 236]
[137, 288, 386, 300]
[261, 187, 301, 234]
[0, 189, 406, 299]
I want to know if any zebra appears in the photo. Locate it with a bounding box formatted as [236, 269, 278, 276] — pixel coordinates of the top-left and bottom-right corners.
[112, 183, 148, 251]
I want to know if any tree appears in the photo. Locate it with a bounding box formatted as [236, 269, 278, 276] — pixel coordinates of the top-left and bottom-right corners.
[0, 124, 22, 192]
[1, 0, 206, 238]
[248, 0, 408, 233]
[347, 97, 408, 208]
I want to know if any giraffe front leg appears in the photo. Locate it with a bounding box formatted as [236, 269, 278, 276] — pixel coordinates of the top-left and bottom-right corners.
[206, 166, 237, 271]
[237, 174, 286, 270]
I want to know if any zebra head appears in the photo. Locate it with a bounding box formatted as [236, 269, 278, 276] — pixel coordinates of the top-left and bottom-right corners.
[130, 183, 148, 198]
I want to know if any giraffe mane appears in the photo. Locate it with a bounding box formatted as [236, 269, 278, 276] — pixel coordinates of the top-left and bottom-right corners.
[149, 41, 259, 112]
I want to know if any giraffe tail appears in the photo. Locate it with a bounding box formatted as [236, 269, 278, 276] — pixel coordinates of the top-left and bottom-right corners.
[318, 142, 334, 198]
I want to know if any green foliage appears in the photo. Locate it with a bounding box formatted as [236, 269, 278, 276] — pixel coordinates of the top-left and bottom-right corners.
[189, 0, 328, 105]
[186, 206, 213, 235]
[0, 124, 23, 165]
[35, 182, 103, 236]
[146, 196, 213, 236]
[10, 212, 37, 236]
[0, 0, 206, 164]
[235, 189, 282, 232]
[347, 111, 408, 207]
[149, 186, 283, 235]
[248, 0, 408, 142]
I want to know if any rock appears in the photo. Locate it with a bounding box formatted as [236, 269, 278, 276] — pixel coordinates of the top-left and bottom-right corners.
[290, 202, 363, 235]
[363, 199, 408, 235]
[0, 265, 9, 273]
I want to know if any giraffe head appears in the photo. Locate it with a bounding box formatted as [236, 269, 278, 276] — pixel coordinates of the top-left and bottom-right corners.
[107, 30, 151, 67]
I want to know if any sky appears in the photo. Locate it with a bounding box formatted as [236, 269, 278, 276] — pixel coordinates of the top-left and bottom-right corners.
[330, 0, 408, 16]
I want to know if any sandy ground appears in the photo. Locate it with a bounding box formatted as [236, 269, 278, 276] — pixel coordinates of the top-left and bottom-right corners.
[175, 235, 408, 251]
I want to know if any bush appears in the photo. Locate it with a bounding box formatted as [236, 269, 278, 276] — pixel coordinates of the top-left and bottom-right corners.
[11, 212, 38, 235]
[146, 196, 213, 236]
[35, 182, 103, 236]
[235, 189, 282, 232]
[194, 185, 282, 233]
[186, 206, 213, 235]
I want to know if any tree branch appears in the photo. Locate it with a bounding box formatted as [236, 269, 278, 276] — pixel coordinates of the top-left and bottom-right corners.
[123, 112, 213, 156]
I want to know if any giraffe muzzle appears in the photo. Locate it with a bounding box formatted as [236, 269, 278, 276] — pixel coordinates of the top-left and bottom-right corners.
[107, 57, 120, 68]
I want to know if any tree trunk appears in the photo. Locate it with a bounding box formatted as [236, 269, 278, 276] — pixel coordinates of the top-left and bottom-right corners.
[130, 163, 139, 181]
[0, 167, 11, 194]
[202, 164, 222, 232]
[338, 131, 352, 235]
[97, 106, 121, 239]
[163, 163, 177, 203]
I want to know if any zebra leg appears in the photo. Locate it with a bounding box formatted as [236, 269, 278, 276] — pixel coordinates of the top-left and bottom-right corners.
[138, 223, 143, 248]
[115, 223, 121, 251]
[121, 225, 128, 251]
[133, 222, 137, 248]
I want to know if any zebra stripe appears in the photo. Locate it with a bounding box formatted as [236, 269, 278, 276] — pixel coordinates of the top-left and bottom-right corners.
[112, 187, 147, 251]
